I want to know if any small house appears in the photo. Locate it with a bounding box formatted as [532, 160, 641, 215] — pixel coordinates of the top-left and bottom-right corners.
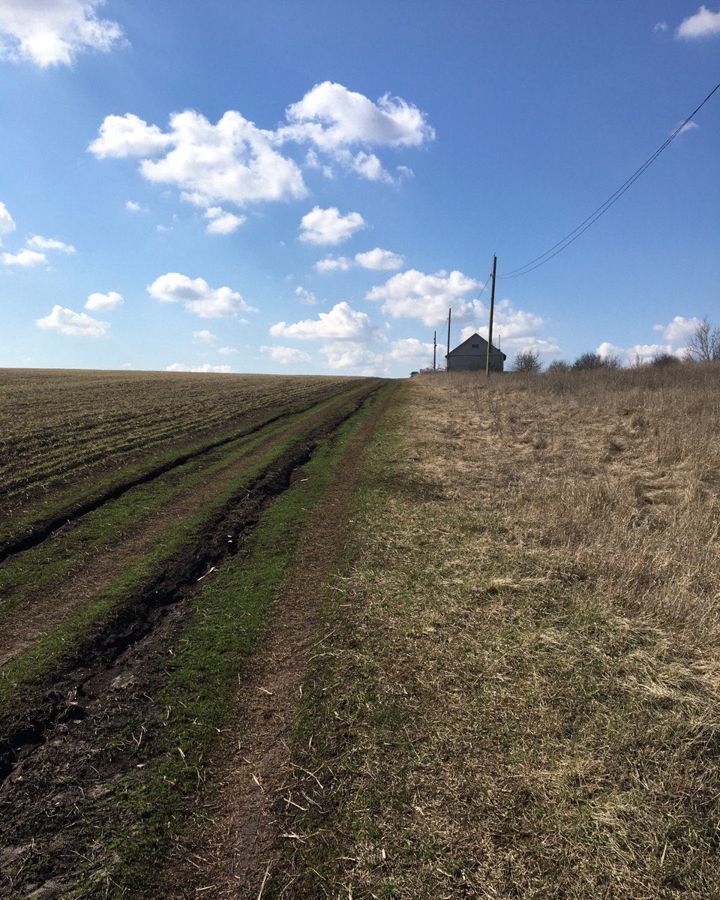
[446, 333, 506, 372]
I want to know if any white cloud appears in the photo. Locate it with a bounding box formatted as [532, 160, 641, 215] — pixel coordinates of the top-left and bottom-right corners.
[458, 299, 558, 355]
[653, 21, 668, 32]
[388, 338, 435, 364]
[1, 248, 46, 267]
[261, 345, 312, 365]
[355, 247, 404, 270]
[148, 272, 256, 319]
[27, 235, 76, 253]
[270, 301, 376, 342]
[597, 341, 682, 365]
[85, 290, 122, 310]
[320, 341, 384, 370]
[677, 121, 699, 137]
[0, 0, 123, 67]
[120, 362, 134, 369]
[653, 315, 702, 343]
[193, 329, 216, 343]
[676, 5, 720, 38]
[281, 81, 434, 151]
[165, 362, 232, 373]
[125, 200, 147, 213]
[90, 110, 307, 212]
[204, 206, 245, 235]
[218, 346, 237, 355]
[314, 255, 352, 273]
[36, 304, 108, 336]
[335, 149, 393, 183]
[89, 113, 173, 158]
[295, 285, 318, 305]
[299, 206, 365, 245]
[0, 201, 16, 244]
[366, 268, 483, 326]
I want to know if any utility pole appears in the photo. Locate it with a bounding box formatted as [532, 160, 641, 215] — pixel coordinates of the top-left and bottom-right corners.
[446, 308, 452, 372]
[433, 330, 437, 371]
[485, 255, 497, 378]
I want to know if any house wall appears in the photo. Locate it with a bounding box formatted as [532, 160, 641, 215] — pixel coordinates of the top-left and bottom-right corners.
[448, 350, 504, 372]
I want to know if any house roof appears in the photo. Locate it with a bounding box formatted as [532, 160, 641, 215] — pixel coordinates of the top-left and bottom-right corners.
[447, 332, 506, 359]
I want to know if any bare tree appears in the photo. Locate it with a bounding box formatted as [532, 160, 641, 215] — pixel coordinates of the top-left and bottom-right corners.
[513, 350, 542, 373]
[686, 318, 720, 362]
[572, 352, 619, 371]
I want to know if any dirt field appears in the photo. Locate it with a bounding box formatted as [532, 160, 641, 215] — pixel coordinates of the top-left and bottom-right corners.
[2, 364, 719, 898]
[0, 370, 385, 897]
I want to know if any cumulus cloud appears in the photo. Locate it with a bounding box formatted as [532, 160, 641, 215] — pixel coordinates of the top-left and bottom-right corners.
[653, 315, 702, 343]
[261, 345, 312, 365]
[165, 362, 232, 373]
[193, 329, 216, 343]
[367, 268, 483, 326]
[148, 272, 256, 319]
[388, 338, 435, 364]
[295, 285, 318, 305]
[0, 201, 16, 243]
[27, 235, 76, 253]
[270, 301, 376, 342]
[37, 304, 108, 336]
[458, 299, 558, 355]
[653, 21, 668, 32]
[0, 0, 124, 67]
[280, 81, 435, 151]
[597, 341, 682, 365]
[89, 83, 430, 230]
[90, 110, 307, 212]
[320, 341, 384, 370]
[89, 113, 173, 158]
[204, 206, 245, 235]
[299, 206, 365, 245]
[125, 200, 147, 213]
[218, 346, 237, 355]
[1, 248, 46, 267]
[85, 290, 122, 310]
[314, 255, 352, 273]
[355, 247, 404, 270]
[676, 5, 720, 38]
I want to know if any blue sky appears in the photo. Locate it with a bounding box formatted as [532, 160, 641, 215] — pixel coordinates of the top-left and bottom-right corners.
[0, 1, 718, 376]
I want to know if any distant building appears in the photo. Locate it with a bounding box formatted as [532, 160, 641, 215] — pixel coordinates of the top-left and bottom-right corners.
[446, 333, 506, 372]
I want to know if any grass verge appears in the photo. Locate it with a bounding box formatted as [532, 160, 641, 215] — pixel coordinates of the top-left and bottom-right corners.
[271, 378, 720, 899]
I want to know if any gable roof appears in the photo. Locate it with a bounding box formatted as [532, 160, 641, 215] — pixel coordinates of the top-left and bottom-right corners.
[447, 332, 506, 359]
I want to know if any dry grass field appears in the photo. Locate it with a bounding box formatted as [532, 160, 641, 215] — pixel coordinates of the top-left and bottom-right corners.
[272, 362, 720, 898]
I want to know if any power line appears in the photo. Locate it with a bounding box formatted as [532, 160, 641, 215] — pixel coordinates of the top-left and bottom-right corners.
[499, 78, 720, 279]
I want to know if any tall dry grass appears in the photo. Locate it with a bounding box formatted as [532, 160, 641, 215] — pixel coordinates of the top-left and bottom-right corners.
[452, 362, 720, 643]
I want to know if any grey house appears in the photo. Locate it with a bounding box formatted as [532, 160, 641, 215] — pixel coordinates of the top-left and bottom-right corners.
[446, 333, 506, 372]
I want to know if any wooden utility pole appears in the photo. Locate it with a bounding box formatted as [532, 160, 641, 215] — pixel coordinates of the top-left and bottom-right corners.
[433, 330, 437, 371]
[446, 308, 452, 372]
[485, 255, 497, 377]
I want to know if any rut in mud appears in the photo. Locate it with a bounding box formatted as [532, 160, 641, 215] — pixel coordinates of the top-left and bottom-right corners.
[0, 383, 378, 669]
[170, 383, 397, 899]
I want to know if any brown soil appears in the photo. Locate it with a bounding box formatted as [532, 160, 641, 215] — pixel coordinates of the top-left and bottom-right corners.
[166, 384, 397, 899]
[0, 385, 374, 668]
[0, 388, 385, 897]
